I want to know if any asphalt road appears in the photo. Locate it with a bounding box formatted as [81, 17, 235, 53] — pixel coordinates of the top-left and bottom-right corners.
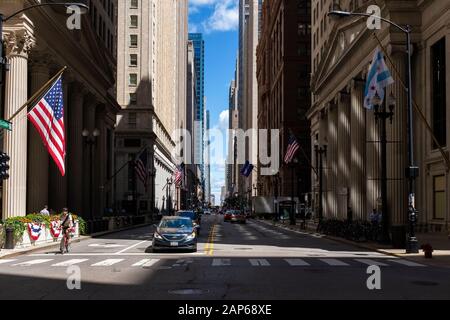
[0, 214, 449, 300]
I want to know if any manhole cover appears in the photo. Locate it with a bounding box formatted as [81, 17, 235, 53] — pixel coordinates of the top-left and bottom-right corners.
[411, 281, 439, 287]
[168, 289, 209, 295]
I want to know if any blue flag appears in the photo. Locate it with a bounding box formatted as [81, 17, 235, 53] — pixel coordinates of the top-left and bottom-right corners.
[241, 161, 254, 178]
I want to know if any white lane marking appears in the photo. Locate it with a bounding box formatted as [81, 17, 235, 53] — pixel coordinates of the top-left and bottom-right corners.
[285, 259, 310, 266]
[115, 240, 149, 254]
[88, 244, 126, 248]
[0, 259, 17, 265]
[13, 259, 54, 267]
[354, 259, 389, 267]
[212, 259, 231, 266]
[388, 259, 426, 267]
[249, 259, 270, 266]
[320, 259, 349, 266]
[52, 259, 89, 267]
[31, 252, 206, 257]
[132, 259, 159, 267]
[91, 259, 124, 267]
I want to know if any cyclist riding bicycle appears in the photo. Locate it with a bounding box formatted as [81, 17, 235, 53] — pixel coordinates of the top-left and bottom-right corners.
[60, 208, 73, 254]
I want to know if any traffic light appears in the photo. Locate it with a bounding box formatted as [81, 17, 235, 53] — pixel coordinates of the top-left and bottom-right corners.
[0, 152, 10, 180]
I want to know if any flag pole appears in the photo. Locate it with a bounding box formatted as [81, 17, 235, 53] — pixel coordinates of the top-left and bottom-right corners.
[6, 66, 67, 123]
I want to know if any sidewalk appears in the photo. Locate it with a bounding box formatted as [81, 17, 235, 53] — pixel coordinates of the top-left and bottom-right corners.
[0, 222, 154, 260]
[257, 218, 450, 268]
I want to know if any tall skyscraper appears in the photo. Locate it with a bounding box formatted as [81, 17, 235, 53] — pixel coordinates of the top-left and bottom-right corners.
[116, 0, 188, 214]
[188, 33, 205, 171]
[204, 109, 211, 203]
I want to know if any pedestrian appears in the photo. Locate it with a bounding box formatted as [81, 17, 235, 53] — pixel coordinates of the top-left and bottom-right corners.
[369, 209, 380, 226]
[60, 208, 73, 254]
[40, 205, 50, 216]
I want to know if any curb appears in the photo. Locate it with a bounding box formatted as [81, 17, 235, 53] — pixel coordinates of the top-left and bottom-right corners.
[0, 222, 154, 260]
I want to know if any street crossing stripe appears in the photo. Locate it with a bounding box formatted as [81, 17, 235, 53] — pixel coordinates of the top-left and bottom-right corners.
[354, 259, 389, 266]
[132, 259, 159, 267]
[249, 259, 270, 266]
[388, 259, 426, 267]
[91, 259, 124, 266]
[285, 259, 310, 266]
[52, 259, 89, 267]
[320, 259, 349, 266]
[212, 259, 231, 266]
[13, 259, 53, 266]
[0, 259, 17, 265]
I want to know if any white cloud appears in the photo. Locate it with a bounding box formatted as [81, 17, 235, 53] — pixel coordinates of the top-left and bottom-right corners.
[218, 110, 229, 131]
[202, 0, 239, 33]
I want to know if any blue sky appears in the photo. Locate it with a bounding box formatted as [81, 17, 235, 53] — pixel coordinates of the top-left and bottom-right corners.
[189, 0, 238, 205]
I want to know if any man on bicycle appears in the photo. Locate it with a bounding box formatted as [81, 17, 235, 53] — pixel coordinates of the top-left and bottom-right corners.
[60, 208, 73, 254]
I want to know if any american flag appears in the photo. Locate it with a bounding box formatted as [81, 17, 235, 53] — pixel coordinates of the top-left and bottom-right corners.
[174, 163, 185, 186]
[135, 151, 148, 189]
[284, 133, 300, 164]
[28, 76, 66, 176]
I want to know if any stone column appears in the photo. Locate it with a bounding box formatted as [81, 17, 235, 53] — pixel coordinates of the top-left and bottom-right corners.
[26, 53, 50, 213]
[350, 79, 367, 220]
[327, 102, 338, 218]
[387, 46, 408, 226]
[2, 18, 35, 219]
[48, 71, 68, 211]
[336, 92, 351, 220]
[67, 82, 86, 215]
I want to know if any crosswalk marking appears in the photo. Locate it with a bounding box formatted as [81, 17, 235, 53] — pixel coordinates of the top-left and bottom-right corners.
[285, 259, 310, 266]
[91, 259, 124, 267]
[249, 259, 270, 266]
[13, 259, 53, 267]
[354, 259, 389, 267]
[388, 259, 426, 267]
[0, 259, 17, 265]
[320, 259, 349, 266]
[52, 259, 89, 267]
[132, 259, 159, 267]
[212, 259, 231, 266]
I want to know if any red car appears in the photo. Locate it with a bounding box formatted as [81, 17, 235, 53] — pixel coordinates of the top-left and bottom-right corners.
[224, 210, 246, 224]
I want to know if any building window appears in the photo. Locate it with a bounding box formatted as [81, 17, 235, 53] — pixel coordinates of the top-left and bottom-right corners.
[129, 34, 138, 47]
[433, 175, 446, 220]
[129, 73, 138, 86]
[431, 37, 447, 148]
[130, 15, 138, 28]
[130, 0, 138, 9]
[129, 54, 138, 67]
[128, 112, 137, 129]
[129, 93, 137, 105]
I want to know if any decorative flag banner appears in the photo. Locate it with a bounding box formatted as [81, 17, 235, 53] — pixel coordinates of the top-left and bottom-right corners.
[28, 76, 66, 176]
[27, 223, 43, 241]
[284, 133, 300, 164]
[364, 47, 394, 110]
[135, 150, 149, 190]
[241, 160, 254, 178]
[174, 163, 185, 187]
[69, 221, 77, 236]
[50, 221, 62, 239]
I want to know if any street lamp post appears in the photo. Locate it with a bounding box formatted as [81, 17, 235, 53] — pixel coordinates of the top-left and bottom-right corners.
[373, 93, 396, 244]
[82, 128, 100, 222]
[149, 168, 156, 218]
[328, 8, 419, 253]
[314, 144, 327, 223]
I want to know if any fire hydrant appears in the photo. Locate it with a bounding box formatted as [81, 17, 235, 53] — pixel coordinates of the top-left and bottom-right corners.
[421, 244, 433, 259]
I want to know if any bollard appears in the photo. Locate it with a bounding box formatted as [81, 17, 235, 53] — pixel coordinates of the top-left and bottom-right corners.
[5, 227, 14, 249]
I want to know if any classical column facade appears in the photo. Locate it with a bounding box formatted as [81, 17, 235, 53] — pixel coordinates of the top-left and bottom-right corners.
[387, 46, 409, 226]
[350, 79, 367, 220]
[327, 102, 338, 218]
[336, 92, 351, 220]
[48, 71, 68, 211]
[26, 53, 50, 213]
[67, 82, 86, 215]
[2, 17, 35, 219]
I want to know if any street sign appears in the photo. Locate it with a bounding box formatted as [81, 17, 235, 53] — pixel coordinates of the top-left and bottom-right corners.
[0, 119, 12, 131]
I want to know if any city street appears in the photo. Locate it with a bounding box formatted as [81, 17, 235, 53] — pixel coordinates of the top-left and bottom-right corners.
[0, 214, 449, 300]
